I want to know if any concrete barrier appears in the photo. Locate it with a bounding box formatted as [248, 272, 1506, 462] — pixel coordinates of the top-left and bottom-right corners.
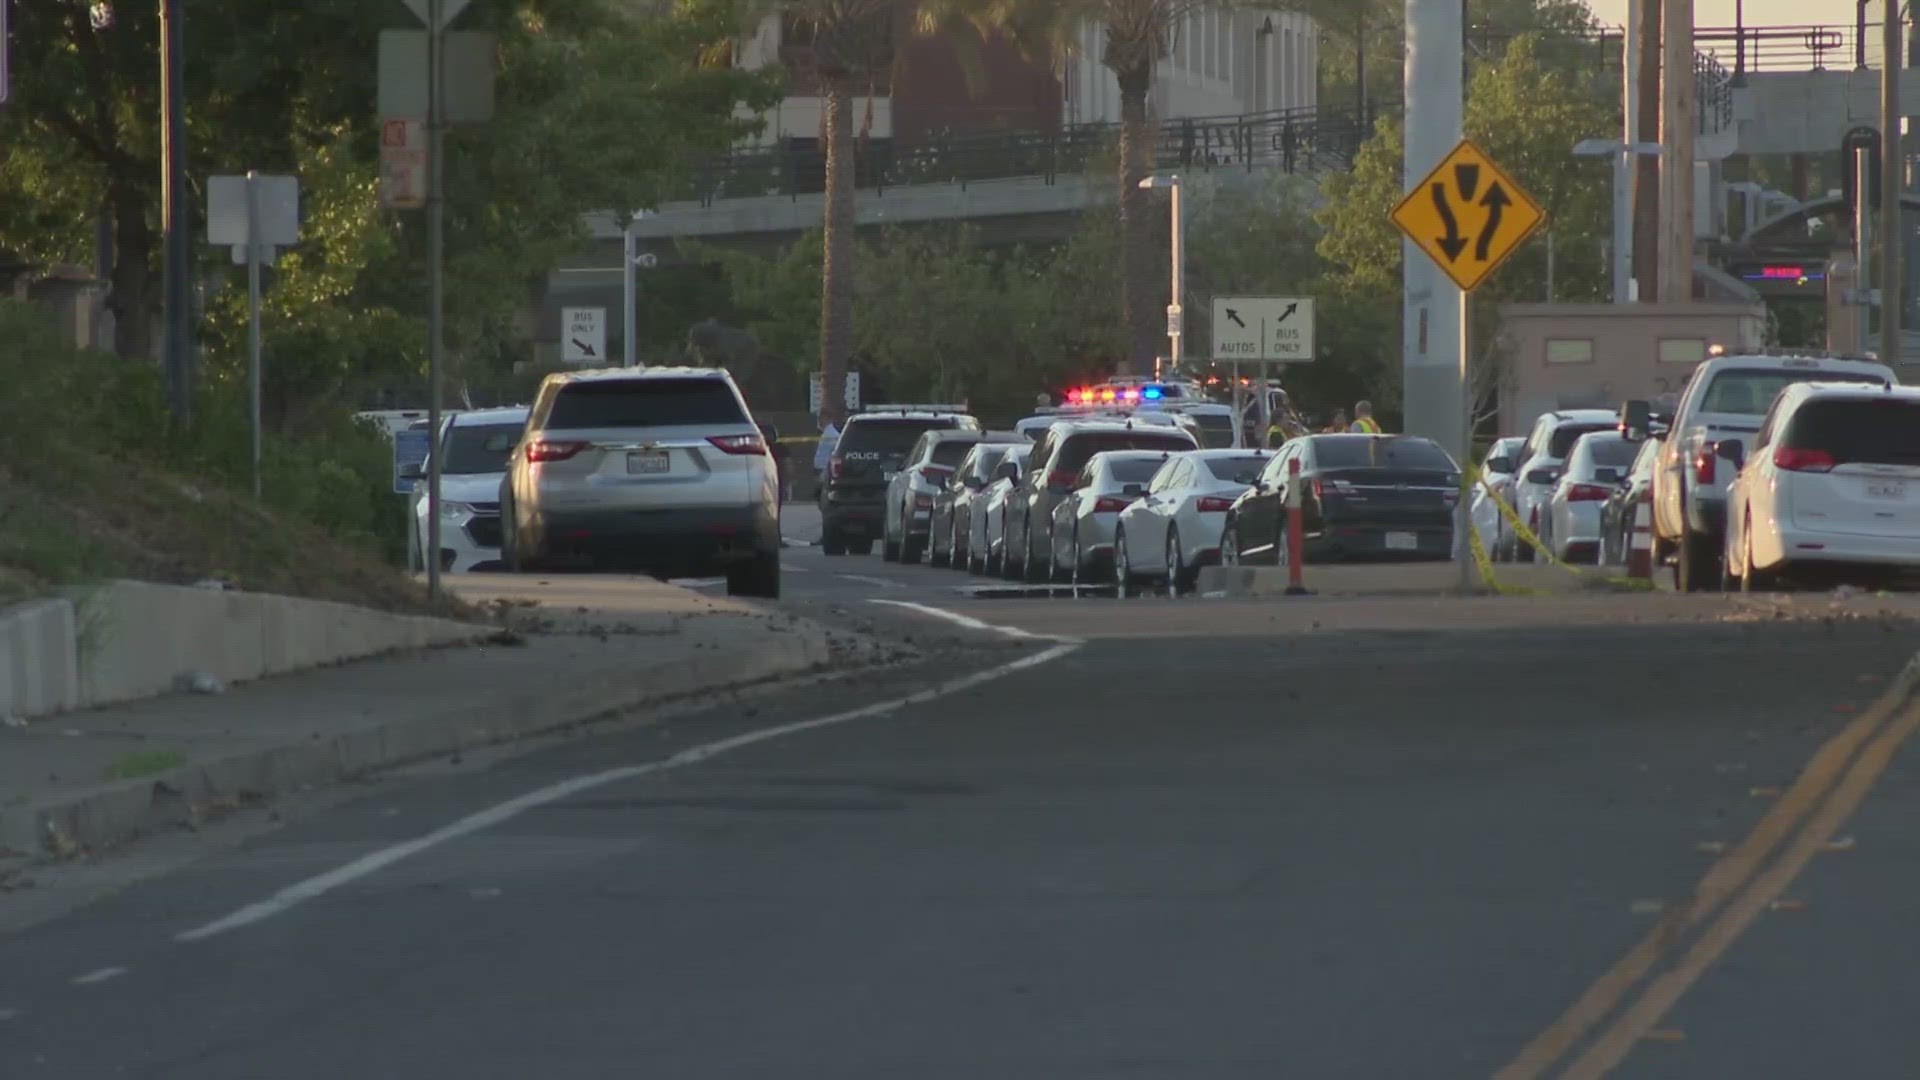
[0, 581, 488, 720]
[0, 599, 80, 718]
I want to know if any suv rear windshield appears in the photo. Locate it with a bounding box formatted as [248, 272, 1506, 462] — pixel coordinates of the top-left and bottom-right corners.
[546, 378, 744, 428]
[442, 423, 523, 474]
[1056, 432, 1196, 472]
[1702, 369, 1887, 415]
[839, 418, 961, 453]
[1784, 399, 1920, 466]
[1547, 424, 1613, 458]
[1314, 437, 1455, 470]
[931, 440, 975, 467]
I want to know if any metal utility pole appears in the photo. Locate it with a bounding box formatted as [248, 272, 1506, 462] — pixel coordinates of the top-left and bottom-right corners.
[425, 0, 446, 598]
[1632, 0, 1662, 301]
[160, 0, 194, 421]
[622, 214, 638, 368]
[1658, 0, 1695, 301]
[1402, 0, 1465, 454]
[244, 171, 264, 499]
[1882, 0, 1903, 364]
[1622, 3, 1640, 301]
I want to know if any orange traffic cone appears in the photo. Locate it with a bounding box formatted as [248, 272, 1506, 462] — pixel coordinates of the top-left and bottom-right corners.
[1627, 498, 1653, 579]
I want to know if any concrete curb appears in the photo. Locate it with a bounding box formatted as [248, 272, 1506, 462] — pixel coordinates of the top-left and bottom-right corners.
[12, 631, 833, 859]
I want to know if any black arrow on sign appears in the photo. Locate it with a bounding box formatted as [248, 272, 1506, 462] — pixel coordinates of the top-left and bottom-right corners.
[1476, 182, 1512, 261]
[1273, 302, 1299, 324]
[1226, 308, 1246, 328]
[1453, 163, 1481, 202]
[1431, 182, 1468, 262]
[572, 338, 597, 358]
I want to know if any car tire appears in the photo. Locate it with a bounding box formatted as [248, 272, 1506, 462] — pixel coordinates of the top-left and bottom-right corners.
[1166, 530, 1188, 597]
[902, 532, 924, 565]
[1676, 523, 1716, 593]
[1220, 522, 1242, 567]
[1114, 527, 1136, 598]
[822, 526, 847, 557]
[727, 551, 780, 599]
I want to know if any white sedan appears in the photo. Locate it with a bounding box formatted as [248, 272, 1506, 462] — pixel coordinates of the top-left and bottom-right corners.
[407, 406, 529, 573]
[1469, 436, 1525, 555]
[1113, 449, 1269, 596]
[1047, 451, 1172, 584]
[972, 444, 1032, 573]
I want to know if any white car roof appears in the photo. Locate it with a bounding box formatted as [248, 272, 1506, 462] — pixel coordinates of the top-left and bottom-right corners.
[1702, 353, 1893, 378]
[450, 406, 529, 426]
[1779, 382, 1920, 405]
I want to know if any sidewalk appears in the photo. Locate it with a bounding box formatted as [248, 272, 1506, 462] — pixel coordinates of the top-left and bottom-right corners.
[0, 576, 886, 860]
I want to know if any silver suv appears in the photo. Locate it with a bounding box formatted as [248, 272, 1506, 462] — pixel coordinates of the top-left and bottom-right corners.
[499, 367, 780, 598]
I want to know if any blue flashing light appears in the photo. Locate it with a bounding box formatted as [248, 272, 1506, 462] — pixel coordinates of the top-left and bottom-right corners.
[1142, 386, 1164, 400]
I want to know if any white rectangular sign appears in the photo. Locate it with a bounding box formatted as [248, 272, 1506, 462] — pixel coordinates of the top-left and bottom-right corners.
[807, 372, 862, 414]
[379, 118, 428, 209]
[206, 175, 300, 247]
[1211, 296, 1315, 363]
[561, 307, 606, 366]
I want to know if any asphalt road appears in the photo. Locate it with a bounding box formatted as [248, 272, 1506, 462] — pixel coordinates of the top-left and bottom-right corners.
[4, 541, 1920, 1078]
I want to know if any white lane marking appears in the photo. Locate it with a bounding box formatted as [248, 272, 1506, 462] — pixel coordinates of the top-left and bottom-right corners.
[668, 577, 726, 589]
[175, 621, 1078, 944]
[868, 599, 1052, 640]
[782, 538, 815, 548]
[836, 574, 905, 589]
[72, 966, 127, 985]
[784, 564, 816, 575]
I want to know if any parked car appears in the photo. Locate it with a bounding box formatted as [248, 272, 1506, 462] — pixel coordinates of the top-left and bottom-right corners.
[1503, 410, 1619, 561]
[931, 435, 1025, 569]
[1537, 431, 1639, 564]
[975, 444, 1033, 574]
[1626, 350, 1896, 591]
[1113, 449, 1270, 595]
[1005, 420, 1198, 583]
[1723, 382, 1920, 590]
[1600, 438, 1661, 565]
[883, 428, 987, 563]
[499, 367, 780, 598]
[1469, 436, 1526, 556]
[1221, 434, 1460, 565]
[820, 406, 978, 557]
[407, 406, 528, 573]
[1046, 450, 1173, 584]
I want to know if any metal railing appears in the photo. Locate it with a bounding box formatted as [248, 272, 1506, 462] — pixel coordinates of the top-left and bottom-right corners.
[680, 104, 1376, 206]
[1697, 21, 1876, 79]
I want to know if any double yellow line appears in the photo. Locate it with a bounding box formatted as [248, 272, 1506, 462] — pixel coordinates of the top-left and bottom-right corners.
[1497, 654, 1920, 1078]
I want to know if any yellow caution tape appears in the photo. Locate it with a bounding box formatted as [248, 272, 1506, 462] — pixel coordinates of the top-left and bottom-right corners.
[1463, 463, 1654, 594]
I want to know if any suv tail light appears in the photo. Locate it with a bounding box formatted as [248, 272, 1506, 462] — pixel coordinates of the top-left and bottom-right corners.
[1566, 482, 1612, 502]
[1774, 447, 1835, 473]
[1092, 496, 1132, 513]
[1047, 468, 1077, 488]
[706, 434, 767, 456]
[1692, 447, 1717, 485]
[1195, 496, 1235, 513]
[526, 440, 588, 463]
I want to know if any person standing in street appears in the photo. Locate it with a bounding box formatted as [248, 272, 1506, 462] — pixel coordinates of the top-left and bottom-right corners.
[1324, 409, 1350, 434]
[813, 419, 840, 504]
[1350, 401, 1383, 434]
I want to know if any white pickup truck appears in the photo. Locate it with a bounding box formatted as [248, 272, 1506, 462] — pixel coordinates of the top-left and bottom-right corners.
[1623, 351, 1896, 591]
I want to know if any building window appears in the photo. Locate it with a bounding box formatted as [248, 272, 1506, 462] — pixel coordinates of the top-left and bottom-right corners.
[1545, 339, 1595, 365]
[1659, 338, 1707, 365]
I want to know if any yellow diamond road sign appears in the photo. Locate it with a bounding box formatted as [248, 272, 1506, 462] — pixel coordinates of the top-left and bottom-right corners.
[1391, 139, 1545, 293]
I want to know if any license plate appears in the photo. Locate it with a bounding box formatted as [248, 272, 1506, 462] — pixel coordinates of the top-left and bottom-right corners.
[1866, 480, 1908, 500]
[1386, 531, 1418, 551]
[626, 450, 671, 475]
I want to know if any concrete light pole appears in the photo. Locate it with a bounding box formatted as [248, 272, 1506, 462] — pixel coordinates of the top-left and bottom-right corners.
[1403, 0, 1464, 453]
[1138, 174, 1185, 374]
[1575, 139, 1663, 304]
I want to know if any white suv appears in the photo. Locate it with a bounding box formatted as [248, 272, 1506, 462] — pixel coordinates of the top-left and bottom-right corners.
[499, 367, 780, 597]
[407, 406, 528, 573]
[1723, 383, 1920, 590]
[1626, 351, 1895, 591]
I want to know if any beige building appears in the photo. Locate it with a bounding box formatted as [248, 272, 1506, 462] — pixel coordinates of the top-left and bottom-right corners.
[1493, 301, 1769, 436]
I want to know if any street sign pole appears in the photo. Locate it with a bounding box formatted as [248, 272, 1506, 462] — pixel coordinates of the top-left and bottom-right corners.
[245, 172, 264, 500]
[622, 215, 637, 368]
[1457, 288, 1472, 592]
[425, 0, 445, 599]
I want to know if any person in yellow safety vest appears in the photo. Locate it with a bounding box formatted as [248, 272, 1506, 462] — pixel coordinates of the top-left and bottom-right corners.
[1350, 400, 1384, 434]
[1323, 409, 1349, 434]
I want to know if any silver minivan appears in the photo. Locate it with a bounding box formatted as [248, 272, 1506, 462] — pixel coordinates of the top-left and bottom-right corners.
[499, 367, 780, 597]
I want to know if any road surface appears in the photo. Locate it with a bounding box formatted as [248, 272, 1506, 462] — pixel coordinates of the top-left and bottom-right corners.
[3, 541, 1919, 1078]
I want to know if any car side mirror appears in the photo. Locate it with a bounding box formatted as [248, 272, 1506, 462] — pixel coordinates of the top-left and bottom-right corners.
[1714, 440, 1746, 469]
[1620, 399, 1652, 442]
[964, 475, 985, 490]
[1487, 456, 1515, 475]
[1526, 467, 1561, 485]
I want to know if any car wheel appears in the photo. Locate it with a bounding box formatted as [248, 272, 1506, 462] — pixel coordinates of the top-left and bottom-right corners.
[1676, 524, 1716, 593]
[902, 527, 925, 565]
[1165, 531, 1183, 598]
[1220, 522, 1242, 567]
[726, 551, 780, 599]
[1022, 518, 1048, 584]
[1114, 527, 1136, 598]
[822, 525, 847, 557]
[850, 536, 875, 557]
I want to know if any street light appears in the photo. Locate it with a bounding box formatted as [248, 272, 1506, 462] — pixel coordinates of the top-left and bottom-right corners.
[1574, 138, 1662, 304]
[621, 210, 655, 368]
[1138, 174, 1183, 374]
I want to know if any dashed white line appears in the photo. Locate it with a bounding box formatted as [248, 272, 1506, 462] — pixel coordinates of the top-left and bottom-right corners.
[72, 966, 128, 986]
[836, 573, 905, 589]
[173, 606, 1078, 944]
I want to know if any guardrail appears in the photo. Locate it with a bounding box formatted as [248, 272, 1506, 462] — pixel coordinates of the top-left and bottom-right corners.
[681, 104, 1375, 206]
